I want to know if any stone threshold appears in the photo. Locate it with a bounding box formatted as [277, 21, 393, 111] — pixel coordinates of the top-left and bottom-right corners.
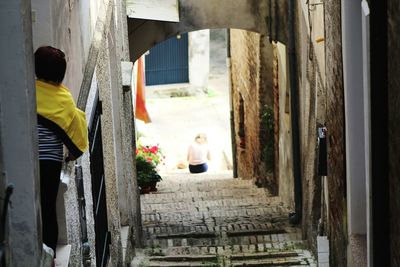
[55, 244, 71, 267]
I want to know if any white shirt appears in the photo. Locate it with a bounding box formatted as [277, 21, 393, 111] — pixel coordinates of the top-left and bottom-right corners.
[187, 142, 211, 165]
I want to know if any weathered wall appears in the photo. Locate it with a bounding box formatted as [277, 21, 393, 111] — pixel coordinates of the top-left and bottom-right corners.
[323, 2, 348, 266]
[258, 38, 276, 191]
[388, 0, 400, 264]
[231, 30, 261, 181]
[189, 30, 210, 90]
[296, 2, 322, 254]
[275, 42, 295, 209]
[96, 17, 124, 264]
[230, 30, 274, 188]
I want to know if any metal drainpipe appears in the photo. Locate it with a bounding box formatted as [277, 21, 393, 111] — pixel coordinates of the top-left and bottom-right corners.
[227, 29, 238, 178]
[288, 0, 302, 224]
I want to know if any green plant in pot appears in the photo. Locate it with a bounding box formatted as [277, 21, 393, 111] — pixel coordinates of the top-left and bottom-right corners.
[136, 156, 162, 194]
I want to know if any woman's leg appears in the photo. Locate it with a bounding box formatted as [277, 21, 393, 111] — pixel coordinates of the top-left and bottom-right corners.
[40, 160, 62, 254]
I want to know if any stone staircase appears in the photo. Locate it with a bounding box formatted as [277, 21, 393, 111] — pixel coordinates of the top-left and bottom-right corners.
[131, 172, 315, 267]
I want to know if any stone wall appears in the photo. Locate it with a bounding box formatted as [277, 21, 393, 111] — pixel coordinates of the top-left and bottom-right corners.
[323, 2, 347, 266]
[230, 29, 275, 189]
[231, 29, 261, 181]
[388, 0, 400, 264]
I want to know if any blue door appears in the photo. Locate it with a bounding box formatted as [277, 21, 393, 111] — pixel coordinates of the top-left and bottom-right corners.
[145, 33, 189, 85]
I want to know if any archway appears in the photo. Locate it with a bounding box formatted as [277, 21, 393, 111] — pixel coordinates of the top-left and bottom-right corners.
[127, 0, 288, 61]
[127, 0, 303, 224]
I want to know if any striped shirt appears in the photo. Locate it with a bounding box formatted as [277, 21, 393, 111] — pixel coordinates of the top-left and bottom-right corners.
[37, 123, 63, 162]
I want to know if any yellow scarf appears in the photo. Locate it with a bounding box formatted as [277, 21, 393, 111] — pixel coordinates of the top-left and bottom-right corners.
[36, 80, 88, 157]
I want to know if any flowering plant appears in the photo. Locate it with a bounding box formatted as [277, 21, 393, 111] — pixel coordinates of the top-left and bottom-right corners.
[136, 143, 164, 167]
[136, 156, 162, 186]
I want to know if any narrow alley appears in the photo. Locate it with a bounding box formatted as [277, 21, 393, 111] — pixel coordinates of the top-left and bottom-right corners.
[2, 1, 399, 266]
[132, 172, 315, 267]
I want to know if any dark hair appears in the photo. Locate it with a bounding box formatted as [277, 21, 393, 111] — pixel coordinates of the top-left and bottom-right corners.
[34, 46, 66, 84]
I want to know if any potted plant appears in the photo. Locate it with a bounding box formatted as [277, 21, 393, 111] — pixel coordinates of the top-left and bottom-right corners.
[136, 143, 164, 193]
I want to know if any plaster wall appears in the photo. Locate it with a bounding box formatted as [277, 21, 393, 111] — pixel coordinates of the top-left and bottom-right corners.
[341, 0, 367, 242]
[189, 30, 210, 90]
[0, 1, 42, 265]
[275, 42, 295, 209]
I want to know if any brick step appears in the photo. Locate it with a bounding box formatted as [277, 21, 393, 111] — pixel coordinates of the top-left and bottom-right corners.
[144, 239, 307, 254]
[142, 249, 313, 266]
[147, 262, 217, 267]
[230, 258, 305, 266]
[143, 223, 298, 236]
[141, 196, 283, 213]
[142, 209, 289, 226]
[141, 188, 270, 203]
[150, 255, 218, 262]
[144, 227, 298, 239]
[158, 177, 252, 185]
[157, 182, 257, 192]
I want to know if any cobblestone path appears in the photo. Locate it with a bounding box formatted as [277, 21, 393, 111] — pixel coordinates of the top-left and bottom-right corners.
[132, 172, 316, 267]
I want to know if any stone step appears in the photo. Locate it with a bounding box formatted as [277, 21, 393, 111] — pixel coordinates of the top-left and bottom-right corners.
[157, 172, 234, 182]
[230, 258, 305, 266]
[143, 223, 299, 238]
[157, 180, 256, 191]
[142, 208, 289, 226]
[141, 188, 270, 204]
[143, 240, 307, 255]
[141, 196, 283, 213]
[147, 262, 218, 267]
[143, 249, 313, 267]
[150, 255, 218, 262]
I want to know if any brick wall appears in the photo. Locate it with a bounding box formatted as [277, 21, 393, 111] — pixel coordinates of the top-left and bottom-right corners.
[388, 0, 400, 264]
[323, 2, 347, 266]
[230, 30, 274, 189]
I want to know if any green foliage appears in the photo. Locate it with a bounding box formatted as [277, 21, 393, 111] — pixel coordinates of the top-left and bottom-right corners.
[136, 156, 162, 186]
[261, 105, 275, 171]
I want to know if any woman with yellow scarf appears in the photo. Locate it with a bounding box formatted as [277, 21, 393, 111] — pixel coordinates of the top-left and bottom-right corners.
[35, 46, 88, 257]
